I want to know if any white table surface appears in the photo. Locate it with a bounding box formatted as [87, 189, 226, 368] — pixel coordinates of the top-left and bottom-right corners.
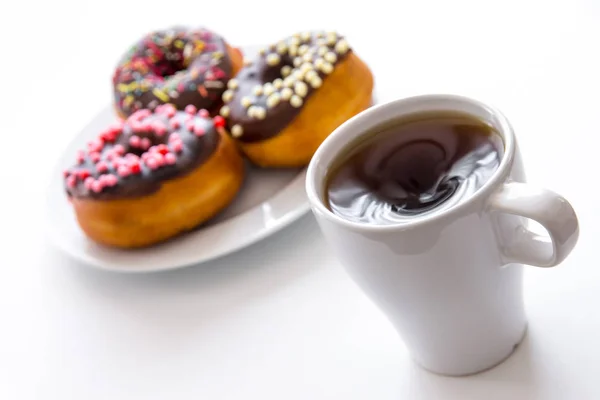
[2, 0, 599, 398]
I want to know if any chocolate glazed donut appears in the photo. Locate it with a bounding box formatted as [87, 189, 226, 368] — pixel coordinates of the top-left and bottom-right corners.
[219, 31, 374, 168]
[64, 104, 244, 248]
[112, 27, 243, 118]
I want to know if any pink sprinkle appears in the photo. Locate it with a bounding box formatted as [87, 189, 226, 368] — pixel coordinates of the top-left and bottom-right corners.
[106, 152, 114, 161]
[125, 153, 140, 162]
[185, 105, 197, 115]
[129, 135, 141, 147]
[91, 180, 104, 193]
[141, 152, 151, 162]
[105, 174, 118, 186]
[76, 150, 85, 164]
[171, 141, 184, 153]
[153, 122, 167, 136]
[163, 104, 176, 118]
[117, 165, 131, 177]
[63, 169, 71, 177]
[84, 177, 95, 190]
[205, 72, 215, 81]
[141, 138, 152, 150]
[169, 118, 181, 129]
[130, 121, 144, 133]
[165, 153, 176, 165]
[66, 175, 77, 188]
[113, 144, 125, 155]
[155, 144, 169, 155]
[141, 121, 154, 131]
[177, 83, 185, 92]
[169, 132, 180, 142]
[112, 160, 121, 170]
[198, 109, 209, 118]
[90, 152, 101, 163]
[194, 124, 205, 136]
[129, 109, 152, 122]
[213, 67, 226, 79]
[200, 31, 213, 40]
[145, 157, 159, 170]
[186, 121, 195, 131]
[96, 161, 108, 173]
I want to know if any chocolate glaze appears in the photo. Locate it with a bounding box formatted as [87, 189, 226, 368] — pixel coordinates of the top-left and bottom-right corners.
[64, 107, 221, 200]
[113, 27, 234, 117]
[221, 31, 351, 143]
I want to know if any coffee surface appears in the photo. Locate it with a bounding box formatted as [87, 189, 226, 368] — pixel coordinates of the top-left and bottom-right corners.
[325, 111, 503, 225]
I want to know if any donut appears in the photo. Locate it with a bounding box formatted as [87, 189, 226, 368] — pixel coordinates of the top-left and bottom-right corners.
[218, 31, 374, 168]
[112, 27, 243, 118]
[63, 104, 244, 248]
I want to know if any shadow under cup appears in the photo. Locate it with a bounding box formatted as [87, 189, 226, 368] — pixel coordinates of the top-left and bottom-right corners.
[305, 94, 579, 376]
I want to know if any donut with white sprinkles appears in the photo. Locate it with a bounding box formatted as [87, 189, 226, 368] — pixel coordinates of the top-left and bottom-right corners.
[219, 31, 374, 168]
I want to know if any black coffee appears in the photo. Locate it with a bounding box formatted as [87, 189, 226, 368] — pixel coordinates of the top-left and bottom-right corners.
[325, 111, 504, 225]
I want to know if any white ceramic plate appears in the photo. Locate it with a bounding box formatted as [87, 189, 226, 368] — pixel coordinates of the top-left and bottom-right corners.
[45, 105, 311, 273]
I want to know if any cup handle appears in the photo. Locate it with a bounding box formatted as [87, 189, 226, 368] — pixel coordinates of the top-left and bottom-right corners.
[488, 182, 579, 267]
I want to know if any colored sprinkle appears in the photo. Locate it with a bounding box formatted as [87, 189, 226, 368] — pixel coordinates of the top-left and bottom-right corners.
[152, 88, 170, 102]
[165, 153, 177, 165]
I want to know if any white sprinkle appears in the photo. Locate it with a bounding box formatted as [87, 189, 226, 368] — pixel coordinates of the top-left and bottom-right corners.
[281, 65, 292, 77]
[276, 41, 288, 54]
[298, 44, 309, 56]
[327, 32, 338, 45]
[283, 76, 296, 88]
[253, 85, 263, 96]
[324, 51, 337, 63]
[301, 63, 314, 73]
[288, 45, 298, 57]
[266, 93, 281, 108]
[184, 43, 193, 60]
[227, 79, 239, 89]
[314, 58, 325, 69]
[294, 81, 308, 97]
[335, 39, 349, 54]
[301, 31, 311, 41]
[254, 106, 266, 120]
[317, 38, 327, 46]
[290, 95, 303, 108]
[281, 87, 293, 100]
[289, 37, 300, 46]
[310, 76, 323, 88]
[266, 53, 281, 66]
[305, 70, 318, 81]
[321, 62, 334, 74]
[222, 90, 234, 102]
[231, 124, 243, 138]
[241, 96, 252, 108]
[303, 53, 313, 62]
[243, 58, 253, 66]
[293, 57, 302, 67]
[263, 83, 275, 96]
[258, 48, 266, 55]
[220, 106, 230, 117]
[273, 78, 283, 89]
[247, 106, 257, 118]
[316, 31, 325, 38]
[293, 70, 305, 80]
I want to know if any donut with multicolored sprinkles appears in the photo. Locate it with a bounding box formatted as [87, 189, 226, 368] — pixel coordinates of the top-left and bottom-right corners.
[220, 31, 374, 168]
[112, 27, 243, 118]
[64, 104, 244, 248]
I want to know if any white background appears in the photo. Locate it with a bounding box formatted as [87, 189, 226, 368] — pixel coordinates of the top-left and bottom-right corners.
[2, 0, 600, 398]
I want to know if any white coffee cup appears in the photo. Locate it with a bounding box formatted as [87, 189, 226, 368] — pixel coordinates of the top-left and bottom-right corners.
[305, 94, 579, 376]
